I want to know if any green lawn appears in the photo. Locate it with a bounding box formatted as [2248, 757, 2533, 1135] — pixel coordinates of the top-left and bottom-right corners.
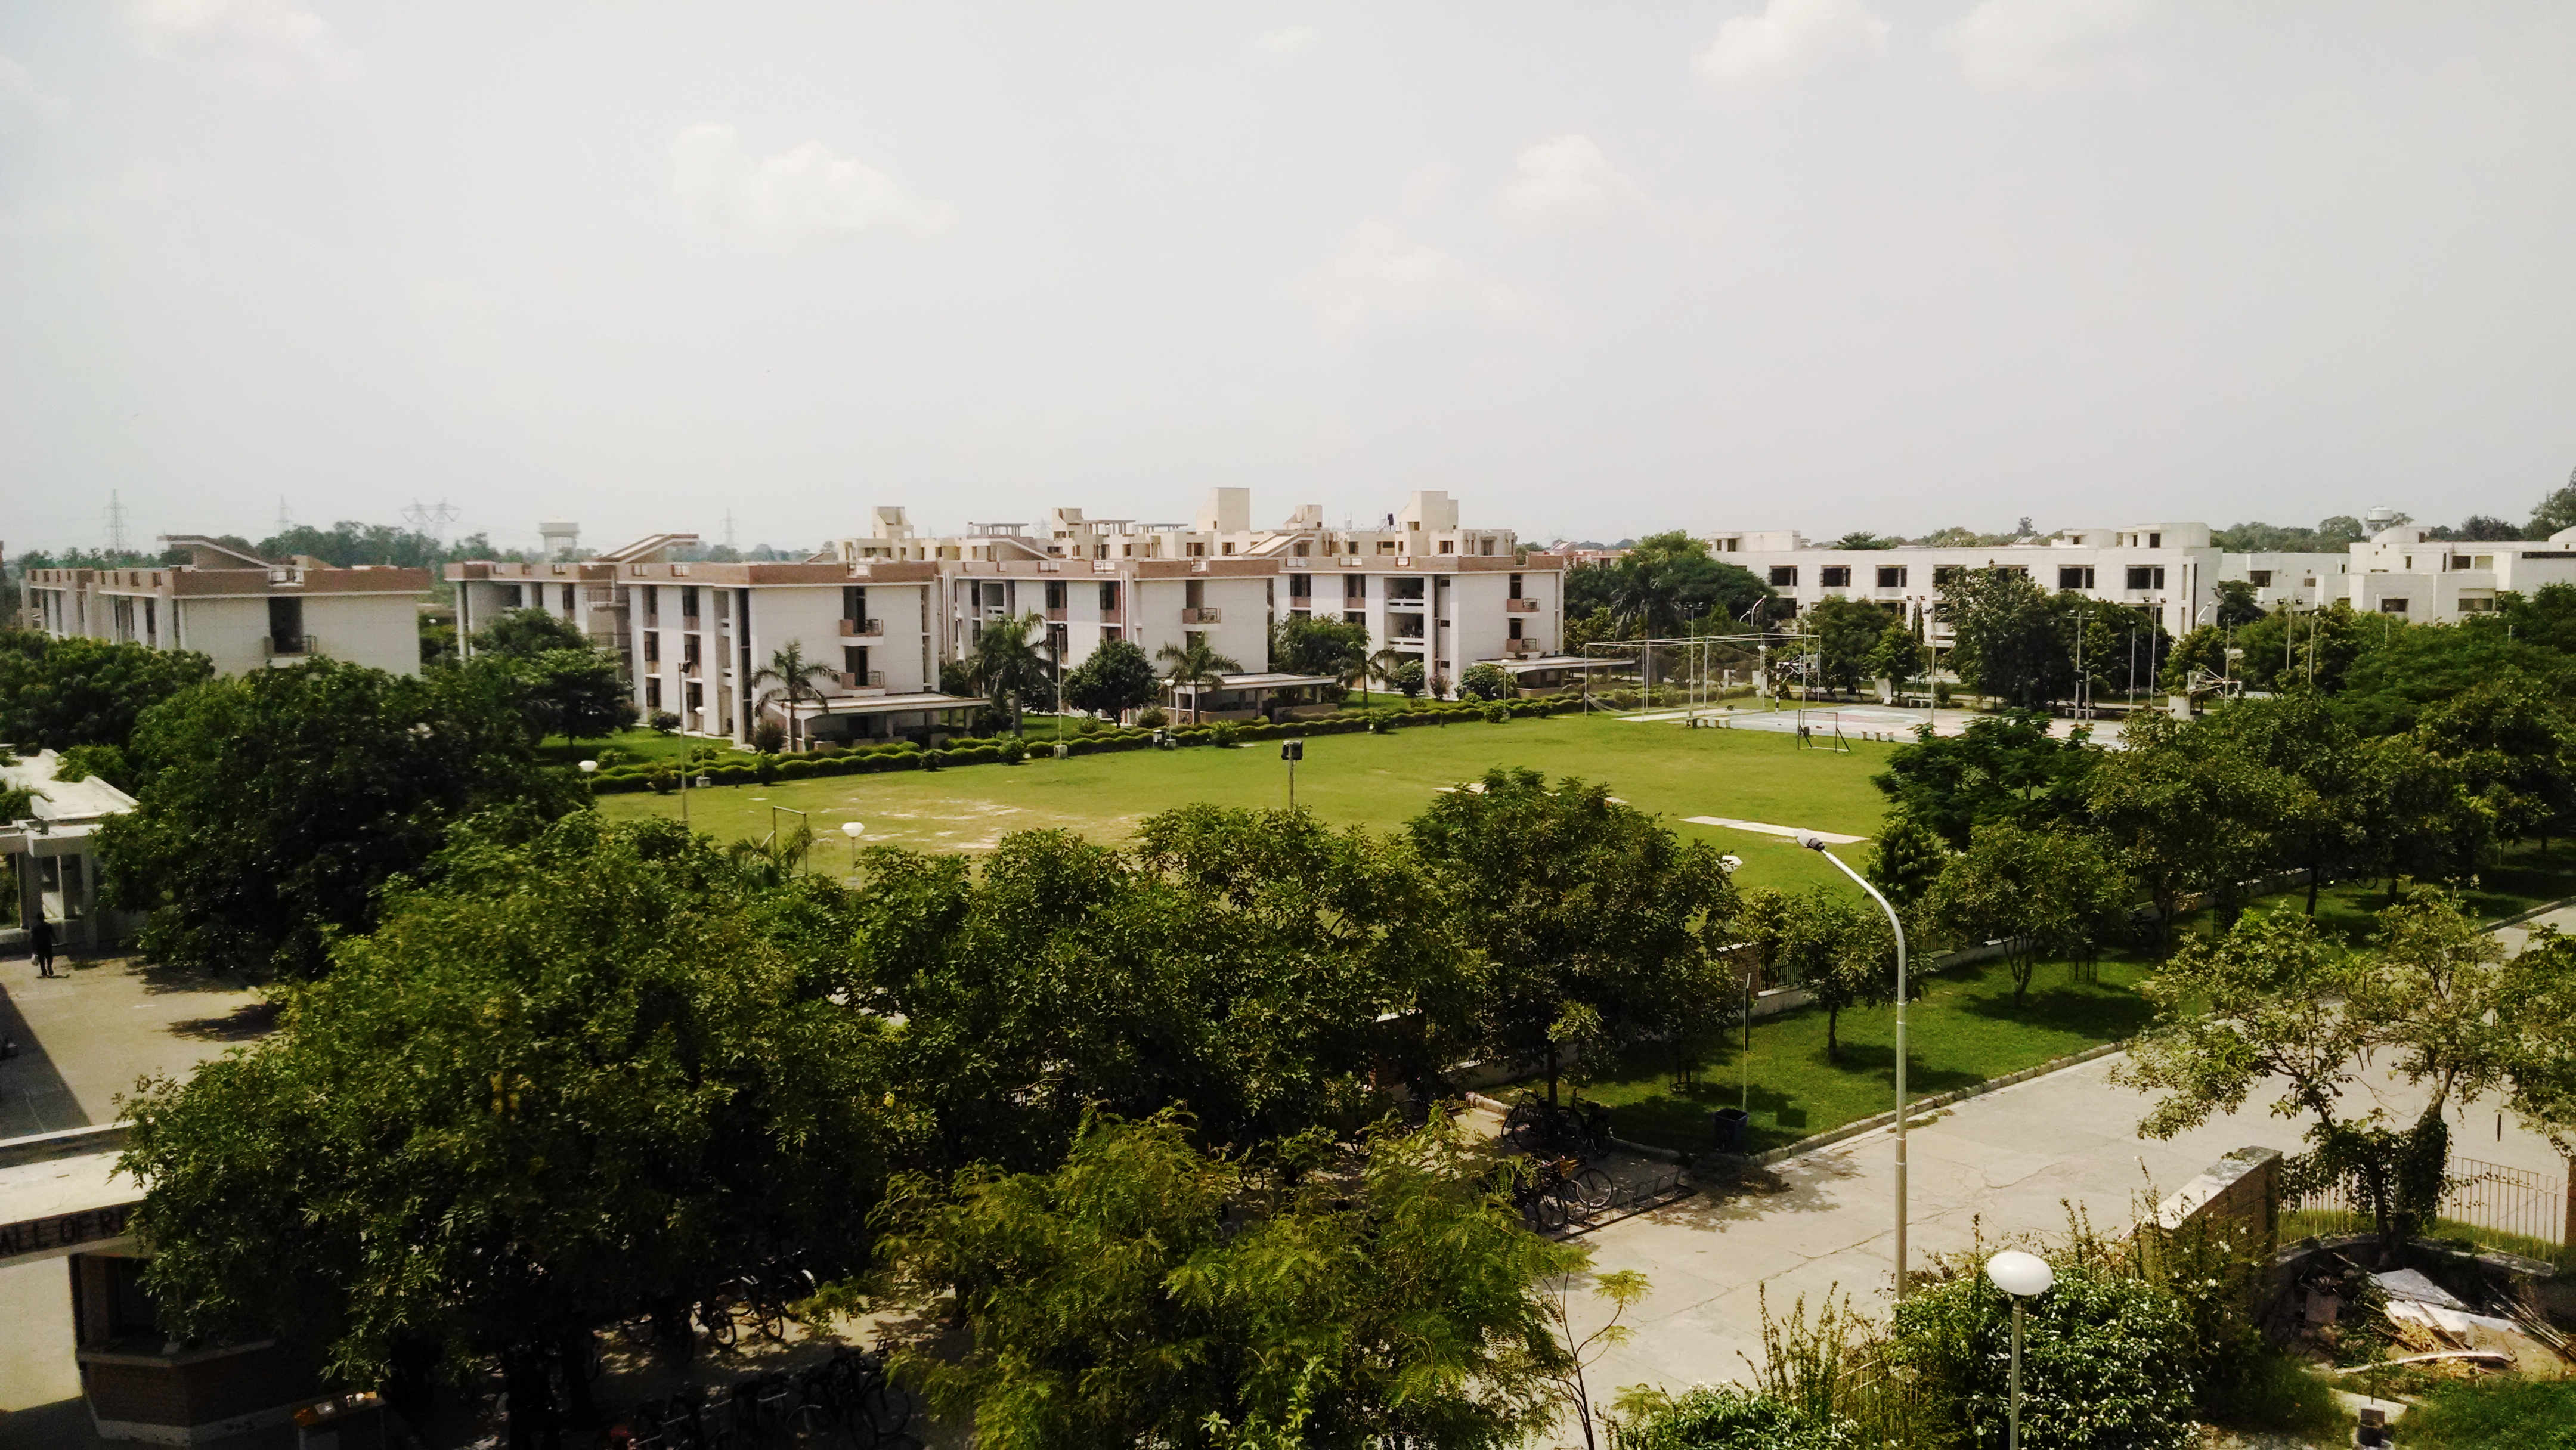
[538, 729, 705, 769]
[596, 712, 1900, 894]
[1572, 951, 2164, 1155]
[2400, 1376, 2576, 1448]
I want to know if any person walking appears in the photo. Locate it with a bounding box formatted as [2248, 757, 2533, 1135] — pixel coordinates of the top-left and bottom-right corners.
[30, 915, 56, 978]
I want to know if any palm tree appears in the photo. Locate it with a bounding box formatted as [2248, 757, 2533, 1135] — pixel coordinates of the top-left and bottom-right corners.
[1364, 645, 1413, 706]
[1156, 637, 1243, 724]
[1335, 628, 1376, 707]
[967, 612, 1052, 733]
[750, 642, 837, 753]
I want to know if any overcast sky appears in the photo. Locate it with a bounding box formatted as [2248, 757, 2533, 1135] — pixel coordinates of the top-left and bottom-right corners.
[5, 2, 2573, 554]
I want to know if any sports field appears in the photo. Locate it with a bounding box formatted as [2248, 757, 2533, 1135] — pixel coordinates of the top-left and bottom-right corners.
[596, 712, 1897, 894]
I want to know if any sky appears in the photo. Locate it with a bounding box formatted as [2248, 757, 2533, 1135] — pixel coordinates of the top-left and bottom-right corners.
[4, 2, 2574, 555]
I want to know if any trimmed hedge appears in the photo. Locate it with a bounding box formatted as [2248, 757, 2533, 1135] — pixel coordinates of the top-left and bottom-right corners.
[579, 696, 1587, 795]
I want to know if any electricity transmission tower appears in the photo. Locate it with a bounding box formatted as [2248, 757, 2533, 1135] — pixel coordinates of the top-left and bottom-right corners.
[106, 491, 129, 554]
[398, 500, 462, 545]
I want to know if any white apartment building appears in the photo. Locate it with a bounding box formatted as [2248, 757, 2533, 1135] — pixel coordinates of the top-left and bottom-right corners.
[21, 537, 429, 677]
[451, 532, 701, 675]
[839, 489, 1567, 691]
[2342, 522, 2576, 619]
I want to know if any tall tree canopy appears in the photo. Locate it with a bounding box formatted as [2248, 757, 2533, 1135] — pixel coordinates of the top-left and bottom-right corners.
[100, 659, 577, 978]
[1871, 712, 2097, 850]
[1602, 532, 1771, 636]
[1408, 769, 1737, 1101]
[0, 630, 214, 755]
[1061, 636, 1158, 717]
[119, 814, 894, 1446]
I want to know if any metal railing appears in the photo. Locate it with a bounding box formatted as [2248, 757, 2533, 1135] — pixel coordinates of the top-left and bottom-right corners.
[838, 618, 883, 637]
[835, 670, 888, 690]
[264, 634, 315, 657]
[1181, 606, 1222, 624]
[2288, 1155, 2566, 1250]
[1506, 597, 1538, 612]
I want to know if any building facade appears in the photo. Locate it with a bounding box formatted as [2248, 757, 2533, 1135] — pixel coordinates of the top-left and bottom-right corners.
[20, 537, 429, 677]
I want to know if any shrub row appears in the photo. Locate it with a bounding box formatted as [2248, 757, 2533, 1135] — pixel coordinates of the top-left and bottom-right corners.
[580, 695, 1587, 794]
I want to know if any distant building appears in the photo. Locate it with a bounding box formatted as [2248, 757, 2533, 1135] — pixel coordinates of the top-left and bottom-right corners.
[18, 537, 429, 677]
[2, 747, 141, 955]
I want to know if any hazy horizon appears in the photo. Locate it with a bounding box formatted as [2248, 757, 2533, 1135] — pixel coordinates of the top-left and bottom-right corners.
[5, 2, 2572, 556]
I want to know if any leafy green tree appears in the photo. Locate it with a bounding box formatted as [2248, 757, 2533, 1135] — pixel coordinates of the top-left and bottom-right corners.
[1460, 661, 1520, 701]
[1061, 636, 1157, 717]
[1385, 656, 1426, 698]
[507, 650, 629, 745]
[1409, 769, 1736, 1102]
[2334, 621, 2574, 736]
[467, 606, 589, 658]
[1270, 615, 1369, 679]
[1803, 597, 1890, 697]
[2087, 710, 2293, 938]
[2349, 732, 2490, 901]
[970, 612, 1056, 731]
[2494, 582, 2576, 655]
[100, 659, 577, 978]
[1606, 532, 1770, 635]
[54, 742, 136, 793]
[1864, 811, 1949, 914]
[2498, 929, 2576, 1158]
[1826, 531, 1896, 550]
[750, 640, 837, 752]
[1945, 568, 2066, 708]
[1863, 616, 1927, 696]
[0, 631, 215, 755]
[872, 1110, 1580, 1450]
[1156, 636, 1244, 723]
[118, 814, 893, 1448]
[2417, 675, 2576, 851]
[2211, 578, 2264, 627]
[1564, 560, 1618, 618]
[1871, 711, 2097, 850]
[1773, 885, 1894, 1062]
[1922, 822, 2127, 1003]
[2525, 471, 2576, 539]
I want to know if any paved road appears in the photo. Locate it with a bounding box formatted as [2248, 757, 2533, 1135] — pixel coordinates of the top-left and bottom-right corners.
[1560, 904, 2576, 1406]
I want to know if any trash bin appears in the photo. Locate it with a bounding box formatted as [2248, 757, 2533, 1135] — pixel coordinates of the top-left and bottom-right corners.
[1710, 1107, 1750, 1155]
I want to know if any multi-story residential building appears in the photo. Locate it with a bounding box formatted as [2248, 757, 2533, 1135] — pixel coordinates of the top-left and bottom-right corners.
[840, 489, 1567, 692]
[2340, 521, 2576, 619]
[451, 532, 700, 671]
[20, 537, 429, 676]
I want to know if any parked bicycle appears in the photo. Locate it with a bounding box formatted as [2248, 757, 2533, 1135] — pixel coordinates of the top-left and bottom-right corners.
[1513, 1154, 1613, 1233]
[1501, 1092, 1615, 1160]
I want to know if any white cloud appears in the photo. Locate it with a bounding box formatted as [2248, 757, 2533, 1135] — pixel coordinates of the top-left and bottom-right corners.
[670, 125, 956, 251]
[1696, 0, 1891, 86]
[1945, 0, 2148, 91]
[129, 0, 348, 79]
[1255, 26, 1318, 58]
[1298, 220, 1522, 334]
[0, 54, 68, 128]
[1498, 135, 1638, 224]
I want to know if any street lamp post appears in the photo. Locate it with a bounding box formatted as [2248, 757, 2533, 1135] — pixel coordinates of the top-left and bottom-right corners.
[841, 819, 866, 874]
[1800, 833, 1910, 1299]
[1984, 1250, 2055, 1450]
[577, 759, 597, 798]
[1281, 738, 1304, 808]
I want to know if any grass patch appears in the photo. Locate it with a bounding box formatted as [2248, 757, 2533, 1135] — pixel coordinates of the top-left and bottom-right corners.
[2205, 1352, 2349, 1440]
[537, 728, 701, 768]
[1571, 952, 2161, 1155]
[2401, 1375, 2576, 1449]
[596, 712, 1899, 895]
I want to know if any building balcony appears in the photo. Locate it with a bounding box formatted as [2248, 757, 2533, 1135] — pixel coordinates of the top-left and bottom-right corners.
[839, 617, 884, 638]
[1045, 607, 1067, 621]
[836, 670, 889, 690]
[1505, 597, 1538, 612]
[1504, 638, 1541, 656]
[264, 634, 315, 658]
[1181, 606, 1222, 624]
[680, 614, 702, 630]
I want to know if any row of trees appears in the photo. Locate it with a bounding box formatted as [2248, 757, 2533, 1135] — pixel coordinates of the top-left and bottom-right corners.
[120, 772, 1747, 1445]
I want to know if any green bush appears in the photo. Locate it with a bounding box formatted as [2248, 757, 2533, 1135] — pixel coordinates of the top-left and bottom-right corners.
[1886, 1261, 2197, 1450]
[1481, 701, 1513, 723]
[775, 757, 816, 780]
[999, 737, 1029, 764]
[1619, 1386, 1860, 1449]
[1137, 705, 1168, 728]
[1206, 721, 1241, 748]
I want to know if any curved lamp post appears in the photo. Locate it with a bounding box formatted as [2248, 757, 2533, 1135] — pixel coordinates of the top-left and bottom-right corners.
[840, 819, 866, 873]
[1984, 1250, 2055, 1450]
[1800, 833, 1909, 1299]
[577, 759, 597, 799]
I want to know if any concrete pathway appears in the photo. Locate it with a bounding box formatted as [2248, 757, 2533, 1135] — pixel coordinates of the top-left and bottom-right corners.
[1560, 904, 2576, 1404]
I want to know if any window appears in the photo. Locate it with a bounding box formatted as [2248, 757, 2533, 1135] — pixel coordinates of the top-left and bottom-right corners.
[1479, 538, 1496, 555]
[2147, 532, 2162, 549]
[1344, 574, 1366, 601]
[2058, 566, 2095, 590]
[1345, 611, 1364, 625]
[562, 584, 576, 612]
[2460, 597, 2497, 614]
[1188, 542, 1206, 557]
[1102, 624, 1122, 641]
[1044, 581, 1066, 610]
[844, 645, 869, 677]
[267, 596, 303, 647]
[1438, 540, 1454, 554]
[1222, 543, 1236, 556]
[1289, 573, 1312, 600]
[2380, 598, 2408, 614]
[683, 635, 702, 665]
[680, 586, 699, 619]
[1294, 542, 1310, 556]
[1508, 618, 1524, 640]
[1099, 581, 1120, 611]
[2124, 565, 2165, 590]
[1877, 565, 1907, 588]
[1820, 565, 1851, 588]
[643, 632, 660, 664]
[1932, 566, 1965, 588]
[504, 585, 524, 608]
[646, 677, 662, 709]
[2247, 571, 2272, 588]
[843, 585, 867, 620]
[1769, 566, 1798, 587]
[643, 590, 660, 625]
[1508, 572, 1524, 599]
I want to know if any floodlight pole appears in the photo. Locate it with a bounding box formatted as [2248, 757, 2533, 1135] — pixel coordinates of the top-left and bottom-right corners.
[1804, 835, 1909, 1299]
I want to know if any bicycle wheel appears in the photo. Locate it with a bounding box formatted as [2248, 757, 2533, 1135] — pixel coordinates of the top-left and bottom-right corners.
[1532, 1191, 1566, 1233]
[699, 1303, 738, 1351]
[861, 1379, 914, 1437]
[788, 1401, 847, 1447]
[1573, 1167, 1616, 1213]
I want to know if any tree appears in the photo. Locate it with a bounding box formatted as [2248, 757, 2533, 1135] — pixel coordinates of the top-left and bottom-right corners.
[1872, 711, 2097, 850]
[1772, 886, 1894, 1062]
[503, 650, 628, 745]
[2116, 910, 2426, 1255]
[1863, 617, 1927, 696]
[0, 631, 215, 757]
[1386, 656, 1426, 698]
[2087, 710, 2293, 939]
[1270, 615, 1368, 679]
[1460, 661, 1520, 701]
[468, 606, 589, 659]
[2349, 732, 2490, 901]
[117, 814, 892, 1448]
[1606, 532, 1770, 635]
[1156, 636, 1244, 723]
[968, 612, 1055, 732]
[750, 641, 837, 752]
[871, 1110, 1580, 1450]
[1061, 637, 1157, 718]
[1864, 811, 1949, 914]
[2416, 675, 2576, 851]
[1408, 769, 1736, 1103]
[1945, 567, 2067, 708]
[2193, 691, 2364, 914]
[1922, 823, 2127, 1003]
[1803, 597, 1890, 697]
[100, 659, 577, 979]
[2211, 579, 2265, 627]
[2525, 469, 2576, 539]
[2334, 622, 2574, 736]
[1826, 531, 1896, 550]
[2498, 928, 2576, 1158]
[1539, 1268, 1653, 1450]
